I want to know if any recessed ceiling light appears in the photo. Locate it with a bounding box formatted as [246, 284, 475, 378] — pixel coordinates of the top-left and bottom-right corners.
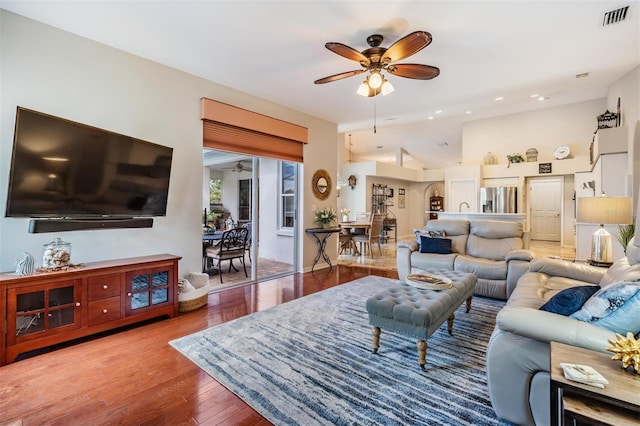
[576, 72, 589, 79]
[530, 94, 539, 98]
[495, 96, 504, 101]
[435, 110, 443, 114]
[428, 116, 434, 120]
[465, 110, 472, 114]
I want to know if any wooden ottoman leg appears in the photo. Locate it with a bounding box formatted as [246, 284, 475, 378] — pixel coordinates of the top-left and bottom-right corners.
[417, 339, 428, 370]
[447, 312, 455, 335]
[372, 326, 380, 354]
[466, 296, 473, 313]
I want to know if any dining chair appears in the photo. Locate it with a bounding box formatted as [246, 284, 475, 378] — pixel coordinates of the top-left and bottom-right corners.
[205, 227, 249, 283]
[352, 213, 385, 257]
[338, 228, 354, 254]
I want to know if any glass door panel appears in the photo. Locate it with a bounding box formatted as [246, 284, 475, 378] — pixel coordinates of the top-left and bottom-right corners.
[203, 150, 299, 285]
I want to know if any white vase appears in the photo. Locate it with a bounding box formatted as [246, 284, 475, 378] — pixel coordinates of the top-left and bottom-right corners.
[342, 215, 349, 222]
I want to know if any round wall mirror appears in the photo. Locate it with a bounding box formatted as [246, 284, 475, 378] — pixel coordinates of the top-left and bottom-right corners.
[312, 169, 331, 200]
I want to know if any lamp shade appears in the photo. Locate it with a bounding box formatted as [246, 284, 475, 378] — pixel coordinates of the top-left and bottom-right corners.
[576, 196, 633, 225]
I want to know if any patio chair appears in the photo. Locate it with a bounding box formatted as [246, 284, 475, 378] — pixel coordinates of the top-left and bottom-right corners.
[205, 227, 249, 283]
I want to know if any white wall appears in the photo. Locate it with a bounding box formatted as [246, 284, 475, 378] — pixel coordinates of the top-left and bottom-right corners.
[606, 66, 640, 207]
[462, 99, 606, 165]
[0, 11, 338, 274]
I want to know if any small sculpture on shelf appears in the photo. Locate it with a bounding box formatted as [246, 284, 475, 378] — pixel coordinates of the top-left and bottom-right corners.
[15, 252, 35, 276]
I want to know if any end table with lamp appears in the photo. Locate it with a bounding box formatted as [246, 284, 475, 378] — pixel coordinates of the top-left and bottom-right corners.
[576, 196, 633, 267]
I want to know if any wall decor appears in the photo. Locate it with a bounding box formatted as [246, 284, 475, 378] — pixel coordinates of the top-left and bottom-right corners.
[554, 146, 570, 160]
[539, 163, 552, 174]
[312, 169, 331, 200]
[398, 188, 406, 208]
[347, 174, 358, 189]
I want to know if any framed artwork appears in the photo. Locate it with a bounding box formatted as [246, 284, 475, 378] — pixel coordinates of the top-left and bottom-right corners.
[539, 163, 552, 174]
[398, 188, 405, 195]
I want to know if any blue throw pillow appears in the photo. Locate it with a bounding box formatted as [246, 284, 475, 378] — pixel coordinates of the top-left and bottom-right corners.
[539, 285, 599, 316]
[570, 281, 640, 334]
[419, 236, 452, 254]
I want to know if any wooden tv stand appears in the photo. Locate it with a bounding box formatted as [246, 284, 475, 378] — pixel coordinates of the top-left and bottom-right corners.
[0, 254, 181, 365]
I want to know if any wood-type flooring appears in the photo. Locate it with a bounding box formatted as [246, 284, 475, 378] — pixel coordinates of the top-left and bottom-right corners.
[0, 266, 397, 426]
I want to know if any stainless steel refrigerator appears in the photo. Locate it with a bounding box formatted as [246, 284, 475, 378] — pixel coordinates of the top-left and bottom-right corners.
[480, 186, 517, 213]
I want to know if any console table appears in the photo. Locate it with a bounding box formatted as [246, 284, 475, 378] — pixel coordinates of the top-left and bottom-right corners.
[0, 254, 181, 365]
[305, 227, 340, 272]
[550, 341, 640, 425]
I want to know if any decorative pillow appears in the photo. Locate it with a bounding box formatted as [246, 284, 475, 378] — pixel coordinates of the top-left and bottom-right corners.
[419, 236, 452, 254]
[539, 285, 599, 316]
[569, 281, 640, 334]
[414, 229, 446, 245]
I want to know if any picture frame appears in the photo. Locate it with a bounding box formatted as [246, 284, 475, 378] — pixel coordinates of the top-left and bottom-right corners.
[398, 188, 405, 195]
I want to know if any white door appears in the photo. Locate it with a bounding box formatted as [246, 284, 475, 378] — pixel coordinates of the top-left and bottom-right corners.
[529, 178, 562, 241]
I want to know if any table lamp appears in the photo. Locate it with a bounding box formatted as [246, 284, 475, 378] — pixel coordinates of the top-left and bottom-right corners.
[577, 196, 633, 266]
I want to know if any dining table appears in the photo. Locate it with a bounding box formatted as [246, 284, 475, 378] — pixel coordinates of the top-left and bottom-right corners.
[338, 221, 370, 256]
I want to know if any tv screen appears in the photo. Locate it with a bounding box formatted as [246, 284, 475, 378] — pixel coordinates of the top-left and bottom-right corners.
[5, 107, 173, 218]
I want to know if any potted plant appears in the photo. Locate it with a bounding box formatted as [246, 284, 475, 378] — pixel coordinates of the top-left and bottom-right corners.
[506, 153, 525, 167]
[314, 207, 337, 229]
[339, 208, 351, 222]
[615, 222, 635, 253]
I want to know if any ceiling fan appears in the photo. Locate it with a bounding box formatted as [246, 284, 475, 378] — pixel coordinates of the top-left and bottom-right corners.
[232, 161, 250, 173]
[221, 161, 252, 173]
[314, 31, 440, 97]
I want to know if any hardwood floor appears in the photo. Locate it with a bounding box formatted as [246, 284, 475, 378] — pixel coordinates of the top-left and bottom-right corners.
[0, 266, 397, 426]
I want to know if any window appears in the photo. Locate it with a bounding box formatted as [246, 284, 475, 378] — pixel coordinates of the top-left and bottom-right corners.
[280, 162, 296, 229]
[209, 178, 222, 204]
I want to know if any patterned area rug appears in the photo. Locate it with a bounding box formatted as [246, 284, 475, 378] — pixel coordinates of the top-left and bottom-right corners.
[170, 276, 506, 425]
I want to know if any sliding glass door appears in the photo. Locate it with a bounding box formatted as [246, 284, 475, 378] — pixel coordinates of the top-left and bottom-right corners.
[203, 150, 299, 286]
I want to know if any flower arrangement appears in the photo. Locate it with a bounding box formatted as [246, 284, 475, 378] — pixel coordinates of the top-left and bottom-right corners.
[314, 207, 337, 227]
[339, 208, 351, 216]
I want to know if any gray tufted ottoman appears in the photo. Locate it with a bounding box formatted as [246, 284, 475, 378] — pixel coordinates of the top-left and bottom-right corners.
[366, 269, 477, 370]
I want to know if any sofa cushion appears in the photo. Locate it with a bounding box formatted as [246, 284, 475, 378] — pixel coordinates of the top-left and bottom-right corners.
[410, 252, 457, 271]
[454, 255, 507, 280]
[570, 281, 640, 334]
[599, 256, 640, 287]
[539, 285, 600, 316]
[419, 236, 452, 254]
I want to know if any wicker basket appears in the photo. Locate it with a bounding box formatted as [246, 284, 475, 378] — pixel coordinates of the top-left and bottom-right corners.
[179, 292, 208, 313]
[178, 272, 210, 313]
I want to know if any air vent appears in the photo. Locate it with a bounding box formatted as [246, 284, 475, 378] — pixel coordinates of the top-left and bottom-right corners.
[603, 5, 629, 26]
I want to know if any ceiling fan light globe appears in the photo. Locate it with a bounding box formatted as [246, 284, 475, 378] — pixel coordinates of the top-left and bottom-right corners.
[356, 81, 370, 97]
[381, 80, 394, 96]
[368, 72, 383, 89]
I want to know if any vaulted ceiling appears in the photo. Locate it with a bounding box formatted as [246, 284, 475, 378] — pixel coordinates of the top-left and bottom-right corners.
[1, 1, 638, 169]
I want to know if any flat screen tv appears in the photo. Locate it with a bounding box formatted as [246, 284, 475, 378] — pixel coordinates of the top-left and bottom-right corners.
[5, 107, 173, 219]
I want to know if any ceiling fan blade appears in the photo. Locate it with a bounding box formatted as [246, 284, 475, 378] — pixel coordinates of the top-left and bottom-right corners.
[388, 64, 440, 80]
[382, 31, 432, 64]
[325, 42, 371, 66]
[314, 69, 365, 84]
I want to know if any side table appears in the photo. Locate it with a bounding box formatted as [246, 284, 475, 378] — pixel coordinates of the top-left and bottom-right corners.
[550, 341, 640, 426]
[305, 227, 340, 272]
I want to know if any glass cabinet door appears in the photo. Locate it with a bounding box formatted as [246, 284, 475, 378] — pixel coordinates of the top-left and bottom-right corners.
[9, 280, 80, 345]
[126, 268, 171, 315]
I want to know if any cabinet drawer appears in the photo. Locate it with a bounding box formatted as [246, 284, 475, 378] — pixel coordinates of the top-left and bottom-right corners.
[87, 274, 121, 300]
[88, 296, 121, 326]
